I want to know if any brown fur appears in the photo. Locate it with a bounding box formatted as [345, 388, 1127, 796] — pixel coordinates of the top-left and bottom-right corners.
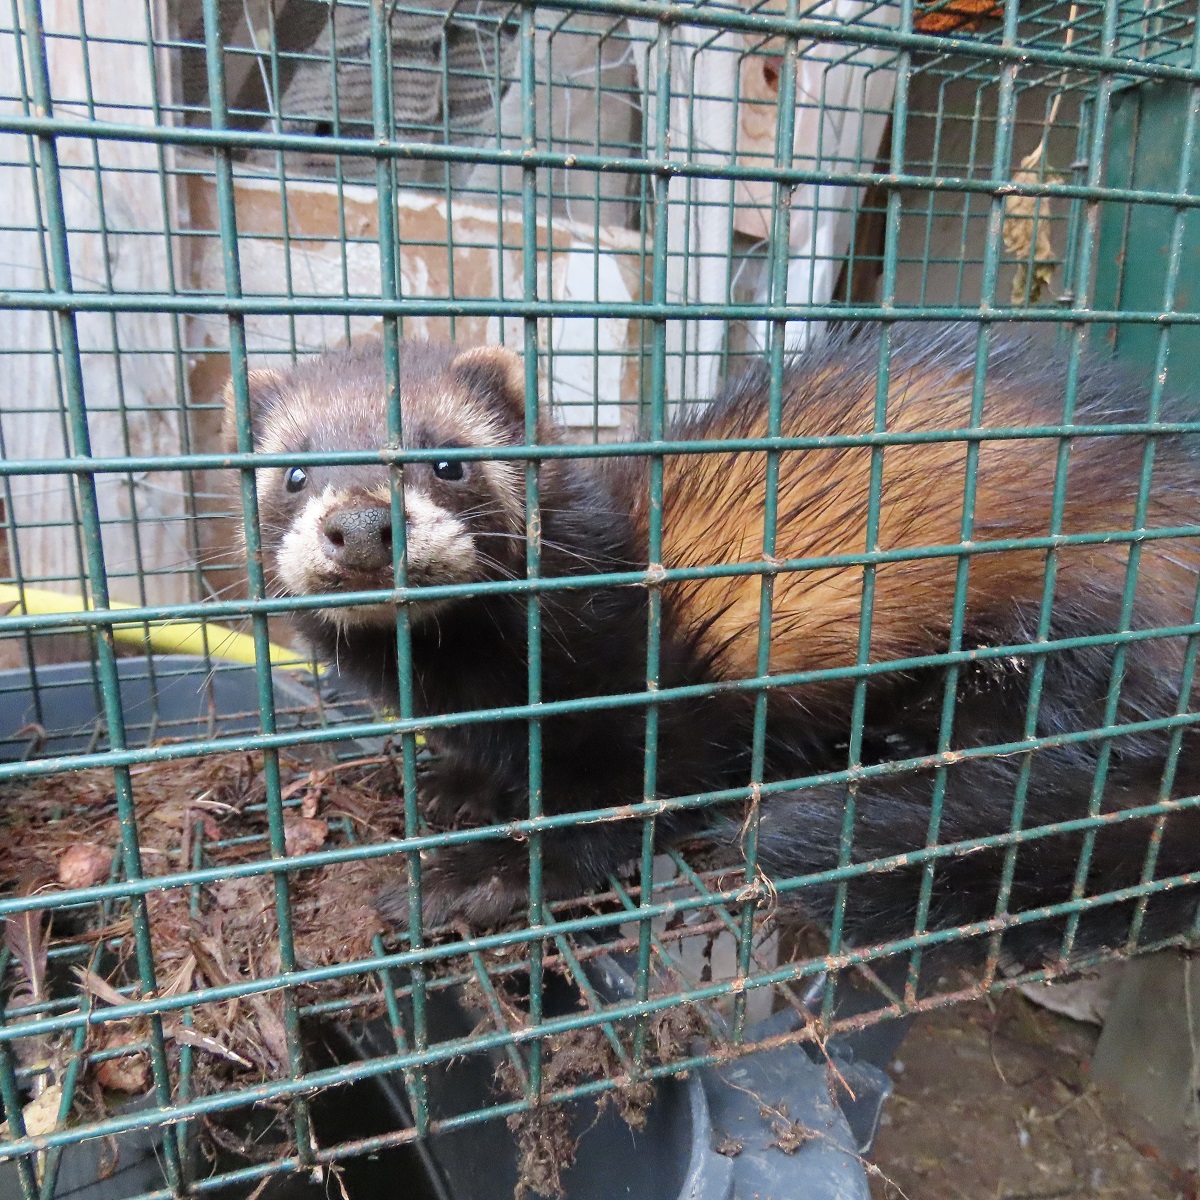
[223, 340, 543, 628]
[227, 325, 1200, 957]
[633, 335, 1199, 707]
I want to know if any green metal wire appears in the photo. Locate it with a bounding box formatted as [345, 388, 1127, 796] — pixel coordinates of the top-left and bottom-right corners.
[368, 0, 432, 1135]
[3, 0, 1200, 1193]
[199, 0, 317, 1175]
[901, 0, 1021, 1002]
[737, 0, 799, 1044]
[16, 3, 184, 1190]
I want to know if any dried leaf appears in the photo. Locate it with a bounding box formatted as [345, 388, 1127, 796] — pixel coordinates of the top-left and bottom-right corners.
[73, 967, 131, 1009]
[159, 953, 198, 999]
[914, 0, 1002, 33]
[762, 1102, 816, 1154]
[187, 932, 233, 989]
[179, 811, 221, 858]
[147, 799, 194, 829]
[246, 997, 291, 1072]
[4, 875, 50, 1010]
[0, 1082, 63, 1160]
[1003, 161, 1063, 306]
[768, 1119, 815, 1154]
[211, 876, 271, 915]
[283, 816, 328, 857]
[95, 1053, 150, 1095]
[57, 843, 113, 890]
[189, 932, 289, 1073]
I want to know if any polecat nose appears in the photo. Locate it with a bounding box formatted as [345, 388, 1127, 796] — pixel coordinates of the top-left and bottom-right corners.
[322, 507, 393, 571]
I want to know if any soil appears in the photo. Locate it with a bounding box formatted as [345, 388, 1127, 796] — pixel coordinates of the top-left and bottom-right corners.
[868, 991, 1195, 1200]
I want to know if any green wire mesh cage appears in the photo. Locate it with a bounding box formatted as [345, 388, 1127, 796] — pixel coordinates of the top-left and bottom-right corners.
[2, 0, 1200, 1196]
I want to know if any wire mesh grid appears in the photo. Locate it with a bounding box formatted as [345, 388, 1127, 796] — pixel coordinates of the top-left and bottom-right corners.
[2, 0, 1200, 1196]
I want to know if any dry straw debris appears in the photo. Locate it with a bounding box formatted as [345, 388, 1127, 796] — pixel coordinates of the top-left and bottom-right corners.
[0, 749, 406, 1139]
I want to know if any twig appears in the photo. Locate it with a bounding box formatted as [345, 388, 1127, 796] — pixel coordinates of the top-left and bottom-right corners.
[171, 1027, 254, 1070]
[716, 1073, 915, 1200]
[1184, 952, 1200, 1168]
[278, 755, 394, 802]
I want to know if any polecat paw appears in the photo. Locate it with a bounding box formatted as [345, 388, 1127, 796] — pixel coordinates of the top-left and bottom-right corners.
[416, 762, 507, 830]
[374, 842, 531, 932]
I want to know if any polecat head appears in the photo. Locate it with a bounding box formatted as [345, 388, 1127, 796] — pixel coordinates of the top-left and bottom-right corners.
[223, 339, 540, 632]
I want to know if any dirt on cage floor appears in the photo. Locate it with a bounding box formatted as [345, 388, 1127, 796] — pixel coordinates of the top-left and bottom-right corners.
[868, 990, 1195, 1200]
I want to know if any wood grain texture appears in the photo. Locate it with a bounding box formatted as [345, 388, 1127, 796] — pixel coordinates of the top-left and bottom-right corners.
[0, 1, 191, 629]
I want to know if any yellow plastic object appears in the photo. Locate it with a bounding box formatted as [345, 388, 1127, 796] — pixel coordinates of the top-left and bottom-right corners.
[0, 584, 311, 670]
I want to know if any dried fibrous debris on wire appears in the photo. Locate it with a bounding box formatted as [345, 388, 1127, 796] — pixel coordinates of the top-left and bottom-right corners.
[477, 961, 709, 1200]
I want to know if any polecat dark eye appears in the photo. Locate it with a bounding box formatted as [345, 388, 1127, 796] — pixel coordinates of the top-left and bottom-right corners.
[432, 459, 465, 482]
[284, 466, 308, 493]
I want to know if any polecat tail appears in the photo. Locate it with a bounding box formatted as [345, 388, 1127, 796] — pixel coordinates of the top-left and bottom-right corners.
[738, 746, 1200, 965]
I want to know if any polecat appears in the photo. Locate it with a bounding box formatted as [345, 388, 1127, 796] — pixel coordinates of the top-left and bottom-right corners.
[226, 326, 1200, 962]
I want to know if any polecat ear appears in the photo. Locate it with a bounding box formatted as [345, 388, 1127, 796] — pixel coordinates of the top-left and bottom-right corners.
[220, 368, 286, 451]
[451, 345, 530, 425]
